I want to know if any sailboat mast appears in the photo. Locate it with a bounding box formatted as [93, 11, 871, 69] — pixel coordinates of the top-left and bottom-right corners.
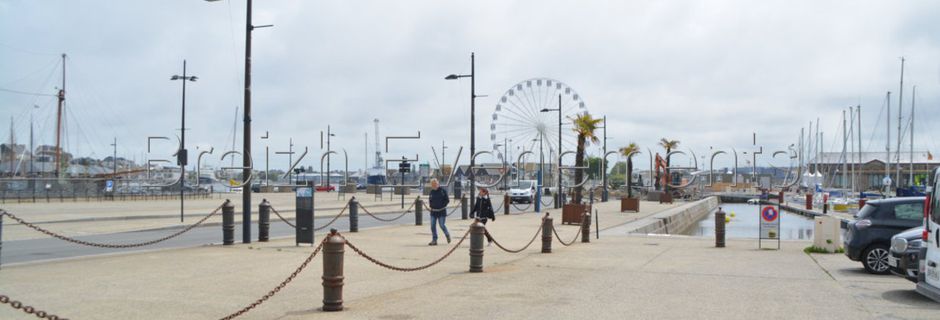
[850, 107, 856, 193]
[54, 53, 66, 177]
[842, 110, 848, 189]
[896, 57, 905, 187]
[886, 91, 891, 190]
[856, 105, 862, 193]
[910, 86, 916, 186]
[9, 117, 14, 176]
[815, 118, 820, 175]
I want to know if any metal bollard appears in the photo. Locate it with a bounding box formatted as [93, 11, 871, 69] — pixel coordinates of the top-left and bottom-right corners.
[461, 196, 469, 220]
[348, 197, 359, 232]
[414, 197, 423, 226]
[222, 199, 234, 245]
[581, 213, 591, 243]
[715, 207, 726, 248]
[258, 199, 271, 242]
[541, 213, 552, 253]
[504, 194, 510, 215]
[322, 229, 345, 312]
[1, 212, 4, 269]
[469, 219, 485, 273]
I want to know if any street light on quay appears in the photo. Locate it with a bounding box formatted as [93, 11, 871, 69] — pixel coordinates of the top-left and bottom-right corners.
[540, 94, 562, 209]
[205, 0, 272, 244]
[445, 52, 478, 208]
[170, 59, 197, 223]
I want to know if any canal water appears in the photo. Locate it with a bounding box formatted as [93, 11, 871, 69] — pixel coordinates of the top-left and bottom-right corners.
[683, 203, 816, 240]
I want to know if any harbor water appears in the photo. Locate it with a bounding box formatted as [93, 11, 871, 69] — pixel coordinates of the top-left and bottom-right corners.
[683, 203, 816, 240]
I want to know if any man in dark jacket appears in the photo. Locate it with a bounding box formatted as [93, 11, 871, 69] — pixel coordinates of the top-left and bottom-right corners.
[427, 178, 450, 245]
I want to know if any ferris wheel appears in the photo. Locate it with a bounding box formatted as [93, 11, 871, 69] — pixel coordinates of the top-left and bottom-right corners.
[489, 78, 589, 164]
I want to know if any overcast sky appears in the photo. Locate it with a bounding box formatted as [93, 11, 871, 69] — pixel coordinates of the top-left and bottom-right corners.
[2, 0, 939, 172]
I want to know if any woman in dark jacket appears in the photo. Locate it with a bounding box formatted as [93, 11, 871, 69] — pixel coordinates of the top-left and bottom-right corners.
[470, 187, 496, 245]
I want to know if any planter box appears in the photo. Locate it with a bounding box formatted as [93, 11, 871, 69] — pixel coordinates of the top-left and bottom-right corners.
[621, 197, 640, 212]
[660, 192, 673, 204]
[562, 203, 591, 225]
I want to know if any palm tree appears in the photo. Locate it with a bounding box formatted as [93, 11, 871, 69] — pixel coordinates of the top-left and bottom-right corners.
[619, 143, 640, 198]
[570, 113, 603, 204]
[658, 138, 680, 191]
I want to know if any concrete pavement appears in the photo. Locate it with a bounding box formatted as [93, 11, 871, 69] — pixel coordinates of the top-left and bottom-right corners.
[1, 198, 936, 319]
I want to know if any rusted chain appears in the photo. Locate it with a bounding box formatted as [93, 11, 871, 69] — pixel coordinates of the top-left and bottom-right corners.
[219, 238, 326, 320]
[358, 202, 413, 222]
[269, 206, 296, 228]
[269, 204, 348, 231]
[540, 197, 554, 207]
[314, 204, 348, 231]
[0, 203, 224, 248]
[552, 224, 580, 247]
[342, 228, 470, 272]
[423, 203, 460, 217]
[485, 224, 542, 253]
[511, 203, 532, 211]
[0, 294, 68, 320]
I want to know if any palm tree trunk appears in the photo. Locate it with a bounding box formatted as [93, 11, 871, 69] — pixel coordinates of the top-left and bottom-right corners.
[574, 134, 586, 204]
[627, 157, 633, 198]
[665, 147, 671, 194]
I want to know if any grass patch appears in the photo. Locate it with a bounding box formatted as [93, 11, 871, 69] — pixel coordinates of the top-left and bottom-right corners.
[804, 245, 844, 254]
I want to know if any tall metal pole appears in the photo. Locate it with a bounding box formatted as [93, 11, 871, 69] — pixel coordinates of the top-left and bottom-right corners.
[856, 105, 862, 192]
[602, 115, 607, 202]
[896, 58, 904, 188]
[54, 53, 66, 178]
[556, 94, 562, 209]
[537, 135, 543, 212]
[326, 125, 331, 186]
[242, 0, 253, 244]
[469, 52, 476, 210]
[849, 107, 855, 194]
[112, 137, 117, 176]
[910, 86, 916, 186]
[842, 110, 847, 189]
[886, 91, 891, 192]
[180, 60, 187, 223]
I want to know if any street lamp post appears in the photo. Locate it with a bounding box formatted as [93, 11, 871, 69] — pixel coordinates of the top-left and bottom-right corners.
[171, 60, 197, 223]
[540, 94, 562, 209]
[534, 136, 543, 212]
[445, 52, 477, 209]
[325, 125, 335, 187]
[206, 0, 272, 244]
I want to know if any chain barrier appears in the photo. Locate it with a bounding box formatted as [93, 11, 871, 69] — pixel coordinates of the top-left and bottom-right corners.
[552, 224, 580, 247]
[219, 238, 327, 320]
[485, 224, 542, 253]
[0, 203, 225, 249]
[358, 201, 414, 222]
[269, 204, 349, 232]
[341, 228, 470, 272]
[269, 206, 296, 228]
[0, 294, 67, 320]
[423, 203, 461, 217]
[511, 203, 533, 212]
[539, 197, 554, 207]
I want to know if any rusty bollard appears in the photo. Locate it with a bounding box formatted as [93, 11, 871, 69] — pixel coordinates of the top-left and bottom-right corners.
[222, 199, 234, 245]
[461, 196, 469, 220]
[469, 219, 485, 273]
[581, 212, 591, 243]
[414, 196, 423, 226]
[541, 212, 553, 253]
[348, 197, 359, 233]
[715, 207, 726, 248]
[322, 229, 345, 312]
[504, 194, 510, 215]
[258, 199, 271, 242]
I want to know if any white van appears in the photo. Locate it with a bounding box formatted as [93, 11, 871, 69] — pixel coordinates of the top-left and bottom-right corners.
[918, 168, 940, 302]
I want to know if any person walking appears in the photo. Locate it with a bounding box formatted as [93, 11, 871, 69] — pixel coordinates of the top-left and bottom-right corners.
[427, 178, 451, 246]
[470, 187, 496, 246]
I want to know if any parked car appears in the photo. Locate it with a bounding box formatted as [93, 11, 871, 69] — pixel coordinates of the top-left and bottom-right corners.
[509, 180, 537, 203]
[917, 168, 940, 302]
[844, 197, 925, 274]
[889, 227, 924, 282]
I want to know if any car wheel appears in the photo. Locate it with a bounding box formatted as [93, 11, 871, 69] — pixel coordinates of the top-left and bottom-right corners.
[862, 244, 891, 275]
